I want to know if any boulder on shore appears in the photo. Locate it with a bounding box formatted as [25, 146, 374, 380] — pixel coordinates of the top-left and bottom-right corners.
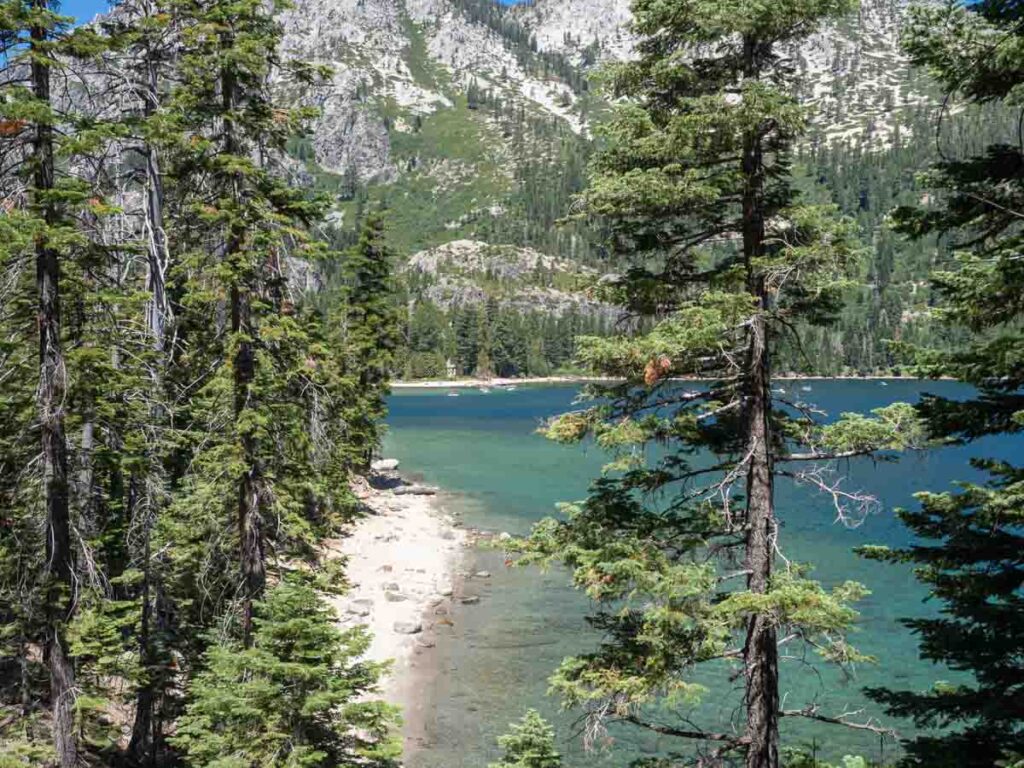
[371, 458, 400, 472]
[393, 620, 422, 634]
[347, 598, 374, 617]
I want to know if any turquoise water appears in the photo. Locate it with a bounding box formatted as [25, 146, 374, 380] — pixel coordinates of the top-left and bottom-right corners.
[382, 381, 1015, 767]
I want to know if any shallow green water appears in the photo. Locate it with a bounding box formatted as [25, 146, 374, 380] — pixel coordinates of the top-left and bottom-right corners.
[382, 381, 1014, 767]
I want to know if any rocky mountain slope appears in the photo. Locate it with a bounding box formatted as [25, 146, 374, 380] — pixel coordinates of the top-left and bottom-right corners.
[513, 0, 928, 143]
[279, 0, 934, 334]
[404, 240, 619, 320]
[282, 0, 922, 183]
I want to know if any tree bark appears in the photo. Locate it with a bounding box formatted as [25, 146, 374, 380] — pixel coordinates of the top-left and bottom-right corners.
[142, 52, 169, 353]
[31, 6, 78, 764]
[234, 276, 265, 645]
[741, 312, 779, 768]
[740, 32, 779, 768]
[130, 25, 172, 764]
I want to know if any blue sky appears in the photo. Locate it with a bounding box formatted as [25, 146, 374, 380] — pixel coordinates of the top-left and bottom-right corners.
[60, 0, 111, 23]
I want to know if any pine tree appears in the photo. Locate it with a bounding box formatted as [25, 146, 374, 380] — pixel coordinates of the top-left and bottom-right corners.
[511, 0, 925, 765]
[14, 7, 77, 762]
[172, 579, 399, 768]
[340, 215, 400, 467]
[89, 1, 188, 758]
[491, 310, 526, 377]
[166, 0, 328, 644]
[0, 2, 113, 762]
[488, 710, 562, 768]
[455, 305, 481, 376]
[856, 2, 1024, 764]
[406, 301, 449, 378]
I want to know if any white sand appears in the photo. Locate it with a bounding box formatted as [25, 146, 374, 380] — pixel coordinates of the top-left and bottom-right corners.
[322, 478, 467, 706]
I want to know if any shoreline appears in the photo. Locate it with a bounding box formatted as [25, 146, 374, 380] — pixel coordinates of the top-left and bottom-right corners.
[391, 373, 930, 389]
[322, 473, 470, 757]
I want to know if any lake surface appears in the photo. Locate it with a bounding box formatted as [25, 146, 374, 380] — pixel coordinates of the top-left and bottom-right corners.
[382, 380, 1015, 767]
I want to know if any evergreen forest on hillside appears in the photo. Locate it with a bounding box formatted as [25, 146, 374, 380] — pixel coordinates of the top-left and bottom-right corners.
[0, 0, 1022, 766]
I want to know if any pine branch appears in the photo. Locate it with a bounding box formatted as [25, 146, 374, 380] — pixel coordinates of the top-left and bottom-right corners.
[779, 706, 899, 739]
[778, 467, 880, 527]
[622, 715, 748, 745]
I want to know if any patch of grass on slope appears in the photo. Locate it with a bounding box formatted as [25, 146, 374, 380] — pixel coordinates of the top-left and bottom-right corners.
[339, 96, 513, 257]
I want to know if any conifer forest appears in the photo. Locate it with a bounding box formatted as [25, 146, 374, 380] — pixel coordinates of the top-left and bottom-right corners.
[0, 0, 1021, 766]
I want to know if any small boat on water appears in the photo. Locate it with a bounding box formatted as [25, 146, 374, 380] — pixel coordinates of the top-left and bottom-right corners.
[480, 387, 491, 394]
[879, 381, 888, 386]
[800, 385, 812, 392]
[447, 391, 460, 398]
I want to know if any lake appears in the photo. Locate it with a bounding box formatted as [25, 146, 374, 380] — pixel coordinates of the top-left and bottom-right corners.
[382, 380, 1014, 767]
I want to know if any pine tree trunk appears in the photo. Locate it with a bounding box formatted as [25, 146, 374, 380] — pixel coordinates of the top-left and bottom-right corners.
[32, 7, 77, 764]
[129, 541, 169, 768]
[741, 312, 779, 768]
[740, 33, 779, 768]
[130, 41, 171, 765]
[221, 58, 265, 645]
[127, 473, 151, 765]
[142, 45, 169, 353]
[128, 490, 169, 768]
[234, 276, 264, 645]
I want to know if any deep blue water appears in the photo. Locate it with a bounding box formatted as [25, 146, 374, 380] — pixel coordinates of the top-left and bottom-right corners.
[382, 380, 1015, 766]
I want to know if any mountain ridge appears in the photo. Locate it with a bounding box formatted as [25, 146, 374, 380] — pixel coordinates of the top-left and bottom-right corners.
[277, 0, 981, 377]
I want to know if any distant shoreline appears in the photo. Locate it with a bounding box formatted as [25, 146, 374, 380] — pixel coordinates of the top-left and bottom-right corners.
[391, 375, 609, 389]
[391, 374, 926, 389]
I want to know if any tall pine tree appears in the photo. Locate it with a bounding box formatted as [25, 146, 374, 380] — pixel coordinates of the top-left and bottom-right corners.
[513, 0, 923, 765]
[166, 0, 327, 644]
[339, 214, 400, 468]
[0, 2, 113, 762]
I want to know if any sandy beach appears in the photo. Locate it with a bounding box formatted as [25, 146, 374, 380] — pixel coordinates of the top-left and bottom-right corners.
[321, 471, 469, 754]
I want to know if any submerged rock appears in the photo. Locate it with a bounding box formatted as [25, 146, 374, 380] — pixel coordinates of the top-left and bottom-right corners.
[394, 620, 422, 634]
[393, 484, 438, 496]
[460, 596, 480, 605]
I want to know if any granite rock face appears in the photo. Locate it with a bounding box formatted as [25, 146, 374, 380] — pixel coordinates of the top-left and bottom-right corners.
[404, 240, 624, 322]
[269, 0, 924, 316]
[280, 0, 922, 178]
